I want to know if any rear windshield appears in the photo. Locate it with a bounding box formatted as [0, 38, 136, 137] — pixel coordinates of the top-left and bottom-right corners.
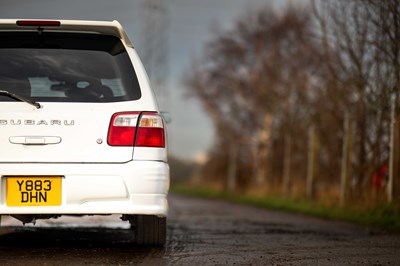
[0, 32, 141, 102]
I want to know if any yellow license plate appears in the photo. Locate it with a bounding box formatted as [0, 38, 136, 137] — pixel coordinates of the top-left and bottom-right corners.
[6, 176, 62, 206]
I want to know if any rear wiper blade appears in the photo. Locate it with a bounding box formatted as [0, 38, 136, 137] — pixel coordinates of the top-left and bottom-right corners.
[0, 90, 41, 109]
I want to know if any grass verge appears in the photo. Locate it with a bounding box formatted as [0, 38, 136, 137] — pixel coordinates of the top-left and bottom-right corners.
[171, 184, 400, 232]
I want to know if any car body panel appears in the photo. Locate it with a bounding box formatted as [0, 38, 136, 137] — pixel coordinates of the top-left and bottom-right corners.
[0, 161, 169, 215]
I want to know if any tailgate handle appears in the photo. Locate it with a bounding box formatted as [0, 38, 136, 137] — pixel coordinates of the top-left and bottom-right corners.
[9, 136, 62, 145]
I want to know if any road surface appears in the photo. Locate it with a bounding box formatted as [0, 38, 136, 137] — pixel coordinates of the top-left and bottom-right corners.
[0, 194, 399, 265]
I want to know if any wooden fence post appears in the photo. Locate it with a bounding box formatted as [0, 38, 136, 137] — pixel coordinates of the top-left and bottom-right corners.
[227, 144, 237, 193]
[388, 98, 396, 203]
[282, 133, 291, 196]
[340, 114, 352, 206]
[307, 126, 317, 199]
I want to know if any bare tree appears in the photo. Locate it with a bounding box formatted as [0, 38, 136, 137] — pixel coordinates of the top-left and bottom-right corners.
[312, 0, 398, 200]
[186, 0, 399, 204]
[185, 5, 320, 189]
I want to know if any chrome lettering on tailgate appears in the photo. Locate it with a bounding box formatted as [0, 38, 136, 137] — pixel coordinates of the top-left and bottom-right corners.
[0, 119, 74, 125]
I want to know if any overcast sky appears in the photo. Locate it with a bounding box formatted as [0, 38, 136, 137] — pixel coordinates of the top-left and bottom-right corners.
[0, 0, 308, 162]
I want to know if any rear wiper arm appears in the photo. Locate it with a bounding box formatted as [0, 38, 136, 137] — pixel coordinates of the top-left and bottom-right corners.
[0, 90, 41, 109]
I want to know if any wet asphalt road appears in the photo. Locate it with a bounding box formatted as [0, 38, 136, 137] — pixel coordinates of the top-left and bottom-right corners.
[0, 194, 399, 265]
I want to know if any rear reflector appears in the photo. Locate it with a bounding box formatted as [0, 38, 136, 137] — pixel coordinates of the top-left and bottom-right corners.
[107, 112, 165, 147]
[16, 20, 61, 27]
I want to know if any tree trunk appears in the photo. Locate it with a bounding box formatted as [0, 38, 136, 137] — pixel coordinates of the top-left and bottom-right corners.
[227, 144, 238, 193]
[340, 114, 352, 206]
[282, 133, 291, 196]
[307, 126, 318, 199]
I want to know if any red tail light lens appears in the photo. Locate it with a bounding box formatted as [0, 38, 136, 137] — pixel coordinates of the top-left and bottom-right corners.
[107, 112, 139, 146]
[135, 112, 165, 147]
[107, 112, 165, 147]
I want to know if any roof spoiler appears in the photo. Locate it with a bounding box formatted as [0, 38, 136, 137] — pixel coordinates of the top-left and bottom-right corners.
[0, 19, 133, 47]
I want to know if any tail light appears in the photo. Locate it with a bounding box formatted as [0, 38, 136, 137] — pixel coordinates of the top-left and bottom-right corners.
[135, 112, 165, 147]
[107, 112, 139, 146]
[16, 20, 61, 27]
[107, 112, 165, 147]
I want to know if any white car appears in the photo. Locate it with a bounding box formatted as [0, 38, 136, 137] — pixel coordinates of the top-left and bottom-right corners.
[0, 19, 169, 246]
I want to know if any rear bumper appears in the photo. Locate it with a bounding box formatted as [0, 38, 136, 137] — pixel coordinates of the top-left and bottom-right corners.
[0, 161, 169, 216]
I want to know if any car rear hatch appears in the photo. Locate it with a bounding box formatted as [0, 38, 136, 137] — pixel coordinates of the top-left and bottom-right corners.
[0, 20, 159, 163]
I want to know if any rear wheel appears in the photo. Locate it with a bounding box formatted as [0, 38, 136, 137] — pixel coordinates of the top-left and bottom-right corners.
[129, 215, 166, 246]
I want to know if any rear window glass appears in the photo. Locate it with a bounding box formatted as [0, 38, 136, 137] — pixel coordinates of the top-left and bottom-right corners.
[0, 32, 141, 102]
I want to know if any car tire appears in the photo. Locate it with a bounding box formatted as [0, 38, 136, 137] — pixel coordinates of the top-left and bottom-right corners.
[130, 215, 166, 246]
